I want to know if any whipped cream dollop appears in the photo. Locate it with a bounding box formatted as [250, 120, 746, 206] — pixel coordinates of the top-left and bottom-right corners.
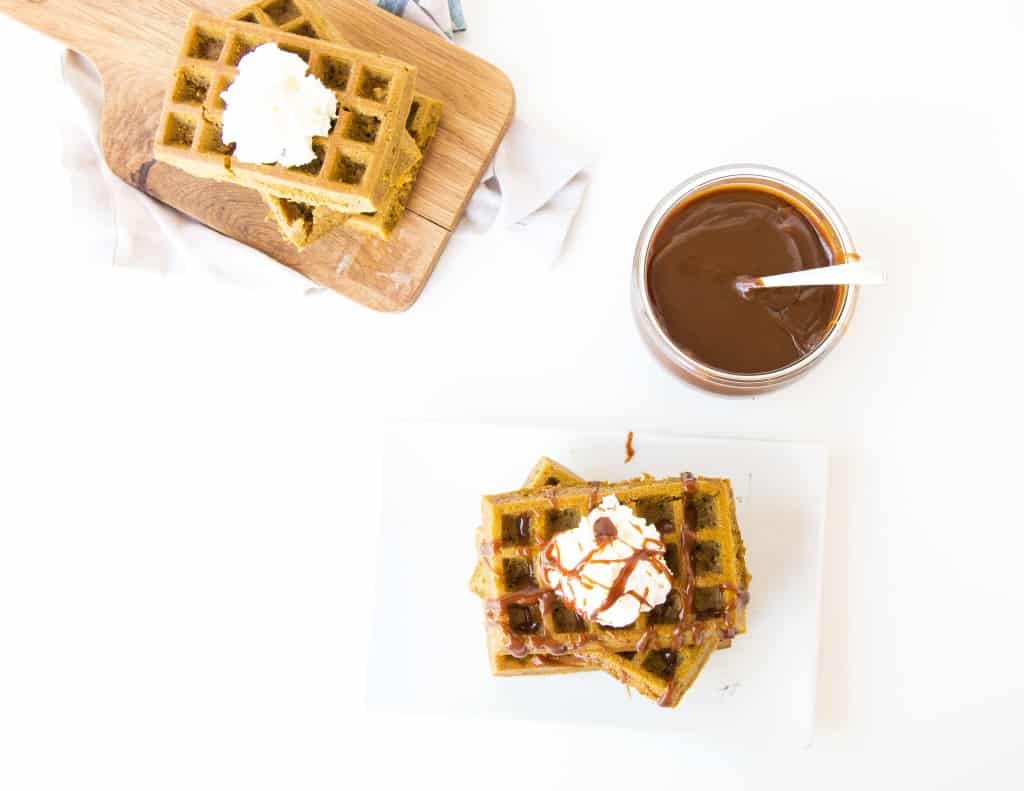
[540, 495, 673, 627]
[220, 43, 337, 167]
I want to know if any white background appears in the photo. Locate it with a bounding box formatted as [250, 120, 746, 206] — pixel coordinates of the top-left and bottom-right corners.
[0, 1, 1022, 788]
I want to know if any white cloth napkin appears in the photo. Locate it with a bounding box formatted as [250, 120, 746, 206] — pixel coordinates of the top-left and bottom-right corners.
[59, 2, 591, 293]
[61, 51, 313, 292]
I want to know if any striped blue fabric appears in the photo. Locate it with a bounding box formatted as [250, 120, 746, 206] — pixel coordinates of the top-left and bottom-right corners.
[375, 0, 466, 34]
[376, 0, 410, 15]
[448, 0, 466, 32]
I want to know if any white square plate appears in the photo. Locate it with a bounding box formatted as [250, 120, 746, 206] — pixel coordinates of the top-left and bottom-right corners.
[366, 423, 827, 746]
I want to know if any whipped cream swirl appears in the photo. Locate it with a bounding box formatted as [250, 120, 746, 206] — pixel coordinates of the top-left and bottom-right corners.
[540, 495, 673, 627]
[221, 43, 337, 167]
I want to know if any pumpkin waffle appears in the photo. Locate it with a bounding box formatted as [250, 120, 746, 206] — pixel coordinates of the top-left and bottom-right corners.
[265, 134, 422, 247]
[471, 457, 594, 676]
[470, 456, 585, 600]
[154, 11, 416, 214]
[232, 0, 443, 245]
[578, 623, 721, 707]
[476, 472, 750, 705]
[473, 486, 734, 685]
[232, 0, 442, 151]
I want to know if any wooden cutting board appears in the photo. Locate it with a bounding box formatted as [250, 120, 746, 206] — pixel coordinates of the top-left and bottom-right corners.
[0, 0, 514, 310]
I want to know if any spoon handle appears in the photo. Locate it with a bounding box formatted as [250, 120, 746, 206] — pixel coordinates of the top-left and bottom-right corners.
[751, 262, 887, 289]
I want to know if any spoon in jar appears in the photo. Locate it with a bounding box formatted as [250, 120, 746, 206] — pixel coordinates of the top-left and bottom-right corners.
[735, 261, 886, 297]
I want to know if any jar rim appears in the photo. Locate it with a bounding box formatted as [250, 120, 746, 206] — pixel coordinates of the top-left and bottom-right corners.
[632, 163, 859, 389]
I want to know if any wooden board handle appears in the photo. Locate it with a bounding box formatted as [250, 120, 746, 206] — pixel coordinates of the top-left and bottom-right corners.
[0, 0, 189, 74]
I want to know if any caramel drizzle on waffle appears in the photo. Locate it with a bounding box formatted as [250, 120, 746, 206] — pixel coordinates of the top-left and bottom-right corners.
[540, 524, 670, 623]
[481, 473, 749, 657]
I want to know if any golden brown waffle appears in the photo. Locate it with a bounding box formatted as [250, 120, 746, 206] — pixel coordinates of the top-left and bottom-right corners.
[403, 96, 443, 152]
[232, 0, 443, 245]
[472, 458, 594, 676]
[233, 0, 332, 33]
[477, 473, 750, 704]
[579, 623, 721, 707]
[231, 0, 441, 150]
[154, 12, 416, 214]
[470, 456, 585, 600]
[523, 456, 586, 489]
[265, 134, 421, 246]
[473, 463, 735, 684]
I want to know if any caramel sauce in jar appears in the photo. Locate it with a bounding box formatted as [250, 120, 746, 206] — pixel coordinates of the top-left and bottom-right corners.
[633, 166, 858, 394]
[647, 186, 843, 374]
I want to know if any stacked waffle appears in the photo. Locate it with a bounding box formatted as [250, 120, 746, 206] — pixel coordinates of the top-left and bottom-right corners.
[154, 0, 442, 247]
[471, 458, 752, 707]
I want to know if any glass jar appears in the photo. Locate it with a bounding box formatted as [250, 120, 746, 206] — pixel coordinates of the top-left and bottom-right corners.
[631, 164, 860, 395]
